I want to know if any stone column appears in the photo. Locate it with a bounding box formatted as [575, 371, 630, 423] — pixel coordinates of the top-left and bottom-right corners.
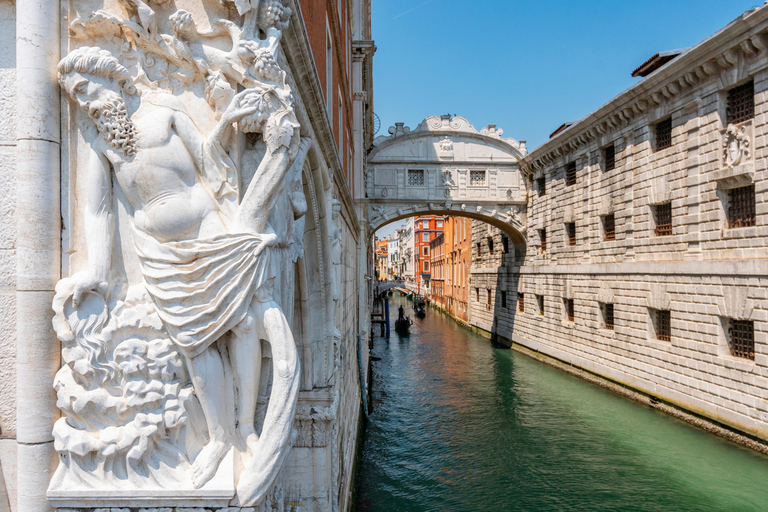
[15, 0, 61, 508]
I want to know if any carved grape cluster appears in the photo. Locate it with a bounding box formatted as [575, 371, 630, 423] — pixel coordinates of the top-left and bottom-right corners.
[253, 47, 283, 82]
[239, 91, 270, 133]
[258, 0, 291, 32]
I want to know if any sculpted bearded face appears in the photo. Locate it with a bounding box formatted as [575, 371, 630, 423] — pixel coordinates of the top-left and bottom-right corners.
[61, 72, 138, 158]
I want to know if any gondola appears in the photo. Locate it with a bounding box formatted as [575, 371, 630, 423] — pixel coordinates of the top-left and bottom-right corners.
[394, 316, 411, 334]
[413, 296, 426, 317]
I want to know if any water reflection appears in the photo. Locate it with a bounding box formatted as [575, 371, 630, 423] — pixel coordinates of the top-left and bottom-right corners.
[356, 296, 768, 512]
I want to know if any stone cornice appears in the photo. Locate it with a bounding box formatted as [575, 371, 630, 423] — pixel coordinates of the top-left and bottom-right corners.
[520, 5, 768, 177]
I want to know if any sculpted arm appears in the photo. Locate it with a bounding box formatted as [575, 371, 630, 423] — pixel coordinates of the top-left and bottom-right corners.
[73, 149, 113, 305]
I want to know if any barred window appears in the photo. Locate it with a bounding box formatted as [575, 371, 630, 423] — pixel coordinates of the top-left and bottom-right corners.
[566, 222, 576, 245]
[502, 235, 509, 253]
[408, 169, 425, 186]
[654, 202, 672, 236]
[602, 303, 614, 330]
[727, 185, 756, 228]
[654, 309, 671, 341]
[565, 161, 577, 186]
[565, 298, 574, 322]
[476, 242, 482, 256]
[487, 288, 492, 307]
[537, 177, 546, 196]
[604, 144, 616, 171]
[518, 292, 524, 312]
[728, 319, 754, 360]
[655, 118, 672, 150]
[537, 295, 544, 316]
[488, 237, 494, 255]
[726, 80, 754, 125]
[539, 229, 547, 252]
[475, 288, 479, 301]
[470, 170, 486, 186]
[602, 214, 616, 241]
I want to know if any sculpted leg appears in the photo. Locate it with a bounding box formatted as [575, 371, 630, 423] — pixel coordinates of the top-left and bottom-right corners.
[188, 345, 234, 488]
[229, 305, 263, 453]
[236, 299, 300, 506]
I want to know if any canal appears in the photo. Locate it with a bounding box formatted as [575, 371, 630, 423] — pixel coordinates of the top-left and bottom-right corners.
[355, 295, 768, 512]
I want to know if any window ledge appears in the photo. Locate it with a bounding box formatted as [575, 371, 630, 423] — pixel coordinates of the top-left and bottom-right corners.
[722, 226, 758, 239]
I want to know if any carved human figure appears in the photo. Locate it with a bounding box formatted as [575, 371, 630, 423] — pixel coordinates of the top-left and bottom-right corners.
[58, 44, 307, 502]
[330, 199, 343, 338]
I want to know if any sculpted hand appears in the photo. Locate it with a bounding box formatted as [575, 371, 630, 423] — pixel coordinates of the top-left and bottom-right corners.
[72, 271, 109, 307]
[254, 232, 278, 257]
[221, 89, 260, 125]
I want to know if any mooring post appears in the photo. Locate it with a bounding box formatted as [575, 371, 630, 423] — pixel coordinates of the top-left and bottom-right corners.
[384, 296, 390, 337]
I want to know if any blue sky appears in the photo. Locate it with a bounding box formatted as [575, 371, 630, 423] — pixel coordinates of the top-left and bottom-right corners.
[371, 0, 760, 238]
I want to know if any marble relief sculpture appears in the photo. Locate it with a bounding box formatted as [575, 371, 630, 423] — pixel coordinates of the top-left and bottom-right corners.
[49, 0, 309, 505]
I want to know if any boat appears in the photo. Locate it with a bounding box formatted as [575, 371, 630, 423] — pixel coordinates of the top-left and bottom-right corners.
[395, 316, 411, 333]
[414, 295, 426, 317]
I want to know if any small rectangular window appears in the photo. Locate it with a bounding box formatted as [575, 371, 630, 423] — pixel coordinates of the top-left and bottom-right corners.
[727, 185, 756, 228]
[487, 289, 492, 306]
[604, 144, 616, 171]
[565, 298, 574, 322]
[518, 292, 524, 312]
[727, 80, 755, 125]
[476, 242, 482, 256]
[602, 214, 616, 241]
[539, 229, 547, 252]
[488, 237, 494, 255]
[566, 222, 576, 246]
[501, 290, 507, 308]
[654, 202, 672, 236]
[470, 170, 486, 186]
[423, 260, 429, 272]
[655, 118, 672, 150]
[423, 246, 429, 256]
[537, 295, 544, 316]
[653, 309, 671, 341]
[422, 233, 429, 241]
[437, 220, 443, 227]
[408, 170, 425, 186]
[475, 288, 480, 301]
[537, 177, 546, 196]
[565, 162, 577, 186]
[602, 303, 614, 330]
[728, 319, 754, 360]
[502, 235, 509, 253]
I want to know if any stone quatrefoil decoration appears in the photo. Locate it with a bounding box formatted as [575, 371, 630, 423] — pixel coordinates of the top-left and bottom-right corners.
[50, 0, 310, 506]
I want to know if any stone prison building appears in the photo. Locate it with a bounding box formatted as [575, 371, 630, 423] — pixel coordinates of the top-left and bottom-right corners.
[467, 7, 768, 445]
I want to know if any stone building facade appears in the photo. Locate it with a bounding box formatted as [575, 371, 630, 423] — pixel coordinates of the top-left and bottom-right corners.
[465, 5, 768, 444]
[0, 0, 375, 511]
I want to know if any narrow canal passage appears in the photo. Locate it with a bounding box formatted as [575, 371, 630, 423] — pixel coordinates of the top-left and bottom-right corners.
[355, 295, 768, 512]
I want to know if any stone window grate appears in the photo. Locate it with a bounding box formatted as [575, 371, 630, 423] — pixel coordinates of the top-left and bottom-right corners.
[655, 118, 672, 150]
[518, 293, 524, 313]
[654, 202, 672, 236]
[603, 303, 614, 330]
[408, 169, 425, 186]
[537, 177, 546, 196]
[728, 319, 754, 360]
[604, 144, 616, 171]
[726, 80, 755, 126]
[603, 214, 616, 241]
[655, 309, 671, 341]
[728, 185, 756, 228]
[470, 170, 486, 186]
[565, 162, 577, 186]
[565, 298, 574, 322]
[566, 222, 576, 245]
[539, 229, 547, 252]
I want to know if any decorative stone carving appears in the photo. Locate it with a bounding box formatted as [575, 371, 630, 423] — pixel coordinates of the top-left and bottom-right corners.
[438, 137, 453, 152]
[722, 124, 751, 168]
[50, 0, 309, 506]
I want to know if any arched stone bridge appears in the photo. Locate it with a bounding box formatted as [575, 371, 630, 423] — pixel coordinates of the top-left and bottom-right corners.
[365, 115, 530, 243]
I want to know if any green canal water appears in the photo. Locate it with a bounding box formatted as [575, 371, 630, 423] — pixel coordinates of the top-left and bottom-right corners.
[355, 296, 768, 512]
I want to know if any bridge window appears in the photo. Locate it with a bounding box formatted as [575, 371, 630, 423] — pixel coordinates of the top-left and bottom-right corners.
[654, 202, 672, 236]
[565, 222, 576, 245]
[727, 185, 755, 228]
[565, 161, 576, 186]
[408, 169, 425, 186]
[602, 214, 616, 241]
[652, 309, 671, 341]
[727, 319, 754, 360]
[655, 117, 672, 150]
[470, 170, 486, 186]
[601, 302, 614, 330]
[537, 295, 544, 316]
[726, 80, 754, 125]
[604, 143, 616, 171]
[518, 293, 524, 312]
[564, 298, 574, 322]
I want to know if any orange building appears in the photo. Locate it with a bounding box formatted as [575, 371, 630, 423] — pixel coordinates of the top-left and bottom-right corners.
[430, 216, 472, 322]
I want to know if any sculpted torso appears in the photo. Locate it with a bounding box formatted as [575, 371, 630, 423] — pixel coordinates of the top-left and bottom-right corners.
[103, 100, 227, 242]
